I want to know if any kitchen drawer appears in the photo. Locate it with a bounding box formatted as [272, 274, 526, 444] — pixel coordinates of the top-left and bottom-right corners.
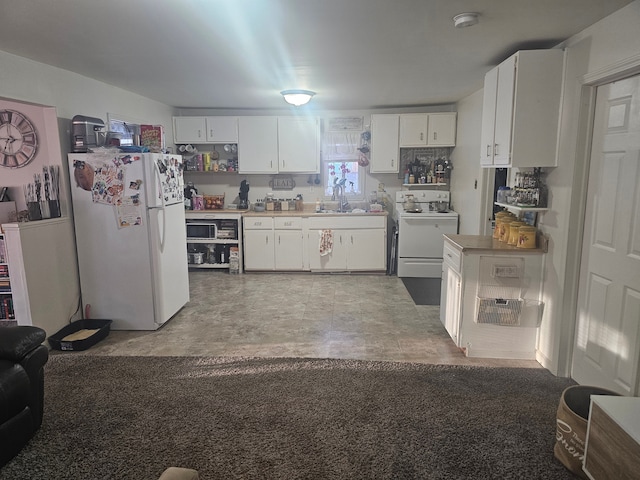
[274, 217, 302, 230]
[244, 217, 274, 230]
[443, 241, 462, 273]
[307, 215, 385, 230]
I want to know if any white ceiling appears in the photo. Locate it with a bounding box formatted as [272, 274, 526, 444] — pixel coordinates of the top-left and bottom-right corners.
[0, 0, 633, 110]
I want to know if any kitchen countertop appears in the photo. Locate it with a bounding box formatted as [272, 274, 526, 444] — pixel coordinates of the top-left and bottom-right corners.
[186, 209, 388, 217]
[444, 234, 547, 254]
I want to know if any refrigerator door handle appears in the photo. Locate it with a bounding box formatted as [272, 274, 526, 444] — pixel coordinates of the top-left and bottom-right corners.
[153, 158, 167, 253]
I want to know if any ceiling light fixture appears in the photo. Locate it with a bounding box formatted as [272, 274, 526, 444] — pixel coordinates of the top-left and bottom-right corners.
[281, 89, 316, 106]
[453, 12, 479, 28]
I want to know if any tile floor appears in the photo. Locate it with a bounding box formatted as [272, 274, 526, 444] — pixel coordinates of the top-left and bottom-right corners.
[62, 271, 541, 367]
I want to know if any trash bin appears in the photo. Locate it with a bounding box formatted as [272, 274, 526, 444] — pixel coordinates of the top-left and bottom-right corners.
[554, 385, 620, 478]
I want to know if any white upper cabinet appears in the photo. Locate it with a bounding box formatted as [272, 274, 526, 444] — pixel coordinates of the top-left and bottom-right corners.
[238, 116, 279, 174]
[277, 117, 320, 173]
[173, 116, 238, 144]
[480, 49, 564, 168]
[427, 113, 456, 146]
[173, 116, 206, 143]
[399, 113, 456, 147]
[399, 114, 428, 146]
[370, 114, 400, 173]
[204, 116, 238, 143]
[238, 116, 319, 174]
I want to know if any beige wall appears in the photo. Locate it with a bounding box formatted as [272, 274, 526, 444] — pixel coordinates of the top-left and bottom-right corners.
[0, 50, 175, 127]
[537, 0, 640, 375]
[450, 89, 485, 235]
[0, 50, 176, 211]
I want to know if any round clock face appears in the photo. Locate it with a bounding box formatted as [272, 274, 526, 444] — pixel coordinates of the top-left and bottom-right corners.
[0, 109, 39, 168]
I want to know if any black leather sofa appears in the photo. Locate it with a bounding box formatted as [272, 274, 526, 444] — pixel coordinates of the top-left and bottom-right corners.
[0, 326, 48, 467]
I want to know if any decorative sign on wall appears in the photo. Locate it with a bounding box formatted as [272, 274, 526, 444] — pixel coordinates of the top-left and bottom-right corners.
[269, 175, 296, 190]
[327, 117, 364, 132]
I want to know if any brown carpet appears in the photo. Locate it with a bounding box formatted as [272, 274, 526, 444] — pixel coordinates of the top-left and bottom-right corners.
[2, 355, 578, 479]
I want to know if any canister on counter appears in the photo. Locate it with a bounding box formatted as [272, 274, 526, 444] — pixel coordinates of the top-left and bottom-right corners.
[494, 213, 515, 240]
[508, 221, 526, 246]
[517, 226, 537, 248]
[498, 216, 517, 242]
[493, 211, 511, 238]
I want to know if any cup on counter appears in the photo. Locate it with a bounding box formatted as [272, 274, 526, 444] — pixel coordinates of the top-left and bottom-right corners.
[192, 195, 204, 210]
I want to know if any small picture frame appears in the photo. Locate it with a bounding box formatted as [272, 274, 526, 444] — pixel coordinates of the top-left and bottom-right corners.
[522, 211, 537, 226]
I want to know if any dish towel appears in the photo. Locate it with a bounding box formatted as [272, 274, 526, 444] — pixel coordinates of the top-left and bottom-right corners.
[319, 229, 333, 256]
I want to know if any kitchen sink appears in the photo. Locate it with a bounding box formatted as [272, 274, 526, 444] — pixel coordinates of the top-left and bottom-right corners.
[317, 209, 370, 215]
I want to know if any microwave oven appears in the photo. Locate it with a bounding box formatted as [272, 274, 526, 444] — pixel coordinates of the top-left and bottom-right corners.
[186, 221, 217, 239]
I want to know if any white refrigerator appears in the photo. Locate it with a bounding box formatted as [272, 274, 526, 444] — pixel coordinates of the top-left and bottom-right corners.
[67, 152, 189, 330]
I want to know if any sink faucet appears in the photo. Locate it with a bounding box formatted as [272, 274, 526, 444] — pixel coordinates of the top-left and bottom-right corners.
[333, 182, 350, 212]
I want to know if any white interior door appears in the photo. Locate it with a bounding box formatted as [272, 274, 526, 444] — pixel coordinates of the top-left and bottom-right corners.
[571, 74, 640, 395]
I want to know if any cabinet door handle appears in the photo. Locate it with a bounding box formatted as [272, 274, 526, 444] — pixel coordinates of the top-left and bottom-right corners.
[486, 145, 491, 157]
[433, 132, 437, 141]
[209, 129, 214, 137]
[265, 235, 269, 244]
[391, 158, 395, 167]
[198, 130, 202, 138]
[494, 144, 499, 156]
[420, 132, 424, 141]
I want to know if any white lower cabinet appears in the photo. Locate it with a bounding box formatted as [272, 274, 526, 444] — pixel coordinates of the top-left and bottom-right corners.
[274, 217, 304, 270]
[307, 216, 386, 272]
[440, 236, 544, 359]
[440, 240, 462, 344]
[243, 214, 387, 272]
[243, 217, 305, 271]
[243, 217, 275, 270]
[440, 264, 461, 345]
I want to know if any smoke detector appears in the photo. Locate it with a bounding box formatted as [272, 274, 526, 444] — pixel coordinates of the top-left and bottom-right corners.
[453, 12, 479, 28]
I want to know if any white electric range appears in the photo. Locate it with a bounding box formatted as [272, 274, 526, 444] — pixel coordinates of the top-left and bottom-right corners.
[394, 190, 459, 278]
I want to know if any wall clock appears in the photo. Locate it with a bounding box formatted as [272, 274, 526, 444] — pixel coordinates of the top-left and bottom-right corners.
[0, 109, 39, 168]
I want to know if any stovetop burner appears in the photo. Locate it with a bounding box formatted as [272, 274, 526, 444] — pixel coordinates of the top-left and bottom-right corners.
[394, 190, 458, 220]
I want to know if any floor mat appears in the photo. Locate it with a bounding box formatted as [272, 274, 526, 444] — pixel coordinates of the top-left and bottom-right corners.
[401, 277, 442, 305]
